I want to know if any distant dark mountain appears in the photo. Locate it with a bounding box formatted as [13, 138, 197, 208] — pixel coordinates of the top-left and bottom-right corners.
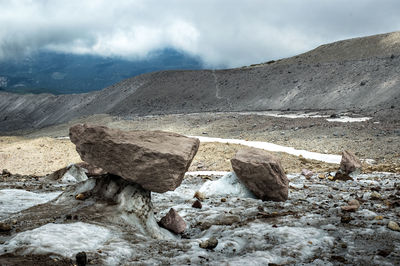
[1, 31, 400, 133]
[0, 49, 203, 94]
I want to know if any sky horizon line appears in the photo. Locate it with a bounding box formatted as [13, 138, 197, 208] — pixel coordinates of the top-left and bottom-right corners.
[1, 1, 400, 68]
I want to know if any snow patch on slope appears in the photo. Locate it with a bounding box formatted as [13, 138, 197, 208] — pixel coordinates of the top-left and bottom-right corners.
[326, 116, 371, 123]
[191, 135, 341, 164]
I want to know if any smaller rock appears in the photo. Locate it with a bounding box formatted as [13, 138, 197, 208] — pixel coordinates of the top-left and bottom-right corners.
[199, 237, 218, 250]
[301, 169, 313, 179]
[371, 186, 381, 192]
[1, 169, 11, 176]
[0, 222, 12, 232]
[370, 191, 381, 199]
[331, 255, 346, 263]
[339, 150, 362, 175]
[377, 249, 392, 257]
[75, 193, 90, 201]
[333, 172, 353, 181]
[199, 221, 212, 231]
[388, 221, 400, 231]
[194, 191, 205, 201]
[348, 199, 360, 207]
[340, 215, 353, 223]
[158, 208, 186, 234]
[215, 215, 240, 226]
[76, 251, 87, 266]
[192, 200, 202, 209]
[341, 199, 360, 212]
[220, 198, 227, 202]
[231, 148, 289, 202]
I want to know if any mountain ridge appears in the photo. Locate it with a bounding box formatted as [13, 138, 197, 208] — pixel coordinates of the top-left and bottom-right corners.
[1, 31, 399, 133]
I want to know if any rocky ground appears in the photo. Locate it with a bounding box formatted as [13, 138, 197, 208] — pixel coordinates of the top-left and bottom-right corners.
[1, 170, 400, 265]
[5, 109, 399, 173]
[0, 110, 400, 265]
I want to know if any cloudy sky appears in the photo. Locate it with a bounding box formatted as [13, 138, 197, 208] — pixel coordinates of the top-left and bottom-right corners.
[1, 0, 400, 67]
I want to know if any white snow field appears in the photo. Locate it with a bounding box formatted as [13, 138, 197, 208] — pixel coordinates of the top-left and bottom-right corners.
[191, 135, 342, 164]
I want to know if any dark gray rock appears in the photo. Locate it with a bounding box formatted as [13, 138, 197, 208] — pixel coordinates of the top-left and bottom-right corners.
[76, 252, 87, 266]
[192, 200, 202, 209]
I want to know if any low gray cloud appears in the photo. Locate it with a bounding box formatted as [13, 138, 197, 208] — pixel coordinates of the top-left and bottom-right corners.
[1, 0, 400, 67]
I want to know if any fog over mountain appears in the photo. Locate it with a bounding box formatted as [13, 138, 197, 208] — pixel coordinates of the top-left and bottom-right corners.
[1, 0, 400, 67]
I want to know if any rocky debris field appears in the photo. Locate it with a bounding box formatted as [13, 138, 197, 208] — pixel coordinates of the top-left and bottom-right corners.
[1, 168, 400, 265]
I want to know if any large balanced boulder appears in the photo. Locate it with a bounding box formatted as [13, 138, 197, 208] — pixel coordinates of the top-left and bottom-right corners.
[231, 148, 289, 202]
[69, 124, 199, 193]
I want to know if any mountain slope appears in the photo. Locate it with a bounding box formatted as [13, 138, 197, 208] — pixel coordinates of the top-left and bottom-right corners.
[0, 49, 203, 94]
[1, 31, 400, 133]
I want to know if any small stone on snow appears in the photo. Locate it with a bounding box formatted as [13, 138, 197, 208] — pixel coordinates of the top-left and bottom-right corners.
[388, 221, 400, 231]
[199, 237, 218, 250]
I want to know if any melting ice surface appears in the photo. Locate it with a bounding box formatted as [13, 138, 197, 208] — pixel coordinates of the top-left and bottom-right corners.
[1, 172, 400, 265]
[0, 222, 132, 266]
[0, 189, 61, 220]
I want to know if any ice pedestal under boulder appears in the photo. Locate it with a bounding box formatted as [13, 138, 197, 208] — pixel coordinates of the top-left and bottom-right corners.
[199, 172, 256, 198]
[55, 174, 173, 239]
[2, 175, 174, 240]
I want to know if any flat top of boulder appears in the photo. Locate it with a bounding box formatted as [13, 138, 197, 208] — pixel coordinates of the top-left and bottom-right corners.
[70, 124, 197, 158]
